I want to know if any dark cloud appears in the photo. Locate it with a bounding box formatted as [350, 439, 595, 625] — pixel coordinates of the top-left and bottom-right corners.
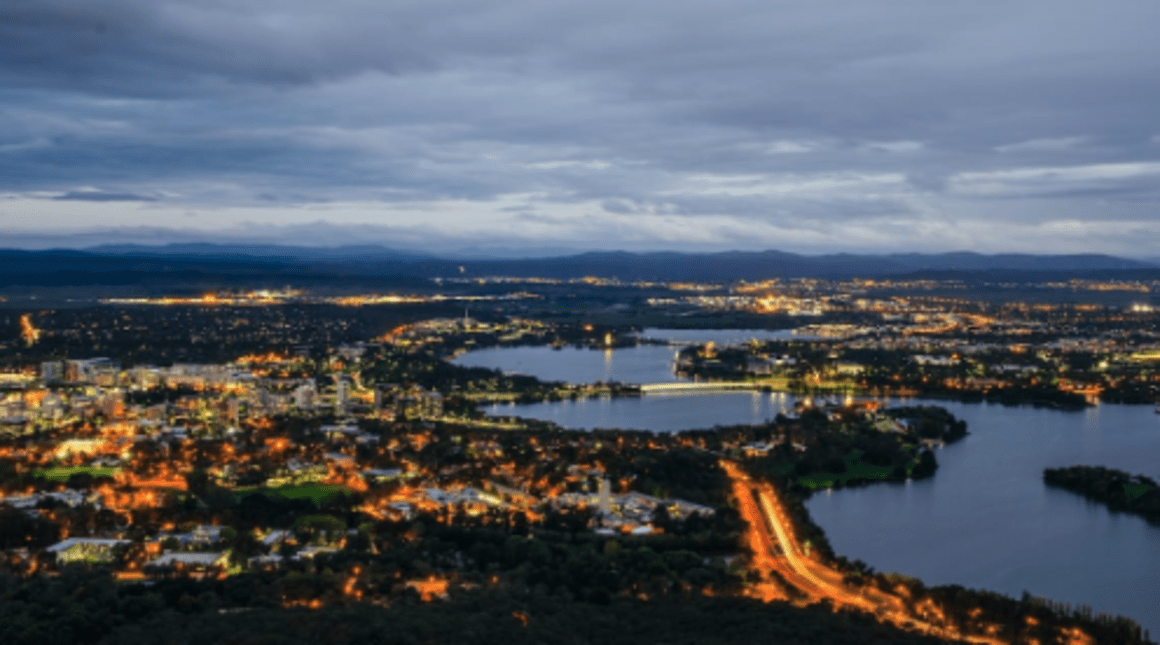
[2, 0, 1160, 253]
[53, 190, 157, 202]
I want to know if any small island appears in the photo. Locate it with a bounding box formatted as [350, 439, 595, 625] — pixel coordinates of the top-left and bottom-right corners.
[1043, 465, 1160, 524]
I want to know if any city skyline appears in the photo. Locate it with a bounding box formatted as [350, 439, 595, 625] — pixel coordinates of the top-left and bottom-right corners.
[3, 1, 1160, 255]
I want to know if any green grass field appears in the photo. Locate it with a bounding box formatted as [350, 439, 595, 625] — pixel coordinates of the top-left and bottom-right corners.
[235, 483, 356, 503]
[36, 466, 121, 481]
[795, 450, 895, 490]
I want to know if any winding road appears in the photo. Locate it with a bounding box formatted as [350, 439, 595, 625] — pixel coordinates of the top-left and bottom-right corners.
[721, 461, 1013, 645]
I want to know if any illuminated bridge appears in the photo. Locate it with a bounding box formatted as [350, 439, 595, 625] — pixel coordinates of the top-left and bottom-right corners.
[638, 381, 763, 393]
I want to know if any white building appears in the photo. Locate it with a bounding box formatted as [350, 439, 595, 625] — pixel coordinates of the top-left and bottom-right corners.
[294, 383, 317, 410]
[46, 538, 130, 564]
[335, 378, 350, 415]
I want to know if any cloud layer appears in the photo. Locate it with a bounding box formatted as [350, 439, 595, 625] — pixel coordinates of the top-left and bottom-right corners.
[2, 0, 1160, 254]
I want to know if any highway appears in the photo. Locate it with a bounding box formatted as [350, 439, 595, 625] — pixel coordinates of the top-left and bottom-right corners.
[721, 461, 1012, 645]
[755, 489, 844, 598]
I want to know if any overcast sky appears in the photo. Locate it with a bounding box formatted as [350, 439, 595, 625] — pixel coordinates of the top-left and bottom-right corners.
[3, 0, 1160, 256]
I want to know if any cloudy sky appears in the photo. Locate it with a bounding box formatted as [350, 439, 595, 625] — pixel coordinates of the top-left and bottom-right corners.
[3, 0, 1160, 256]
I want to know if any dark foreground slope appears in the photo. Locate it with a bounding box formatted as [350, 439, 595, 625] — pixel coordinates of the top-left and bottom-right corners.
[0, 570, 951, 645]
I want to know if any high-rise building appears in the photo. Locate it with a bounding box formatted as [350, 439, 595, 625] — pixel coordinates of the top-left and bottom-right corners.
[335, 378, 349, 415]
[293, 383, 316, 410]
[227, 398, 240, 426]
[418, 391, 443, 418]
[40, 361, 64, 384]
[597, 478, 612, 516]
[99, 391, 125, 419]
[64, 358, 120, 385]
[374, 384, 397, 410]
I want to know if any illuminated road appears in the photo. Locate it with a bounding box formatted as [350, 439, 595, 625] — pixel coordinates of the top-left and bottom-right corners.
[639, 381, 760, 393]
[756, 489, 844, 598]
[722, 461, 1011, 645]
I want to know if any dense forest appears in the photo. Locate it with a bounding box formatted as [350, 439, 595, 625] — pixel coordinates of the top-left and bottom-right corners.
[732, 405, 961, 494]
[0, 567, 965, 645]
[1043, 465, 1160, 524]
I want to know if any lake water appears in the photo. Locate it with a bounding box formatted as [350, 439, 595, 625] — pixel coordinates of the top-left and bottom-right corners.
[451, 327, 819, 385]
[453, 333, 1160, 634]
[806, 400, 1160, 636]
[485, 390, 799, 432]
[452, 344, 687, 385]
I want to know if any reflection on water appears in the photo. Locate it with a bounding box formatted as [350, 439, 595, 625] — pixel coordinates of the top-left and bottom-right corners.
[1084, 404, 1102, 433]
[451, 344, 686, 385]
[493, 390, 796, 432]
[456, 342, 1160, 634]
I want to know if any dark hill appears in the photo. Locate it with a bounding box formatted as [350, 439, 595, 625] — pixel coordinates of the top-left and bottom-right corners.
[0, 246, 1154, 285]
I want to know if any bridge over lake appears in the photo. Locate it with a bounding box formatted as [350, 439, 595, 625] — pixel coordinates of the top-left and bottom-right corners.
[638, 381, 762, 393]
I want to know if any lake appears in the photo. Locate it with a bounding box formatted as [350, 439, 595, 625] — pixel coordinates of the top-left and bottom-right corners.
[452, 332, 1160, 634]
[484, 390, 799, 432]
[452, 344, 687, 385]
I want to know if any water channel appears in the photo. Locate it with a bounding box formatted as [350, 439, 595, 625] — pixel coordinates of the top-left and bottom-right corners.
[451, 331, 1160, 634]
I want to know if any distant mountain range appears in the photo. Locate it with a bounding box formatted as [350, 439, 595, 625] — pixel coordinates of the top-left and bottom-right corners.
[84, 243, 438, 263]
[0, 244, 1155, 286]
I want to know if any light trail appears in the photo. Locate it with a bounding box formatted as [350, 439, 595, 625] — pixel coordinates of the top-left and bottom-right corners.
[756, 490, 841, 598]
[722, 461, 1010, 645]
